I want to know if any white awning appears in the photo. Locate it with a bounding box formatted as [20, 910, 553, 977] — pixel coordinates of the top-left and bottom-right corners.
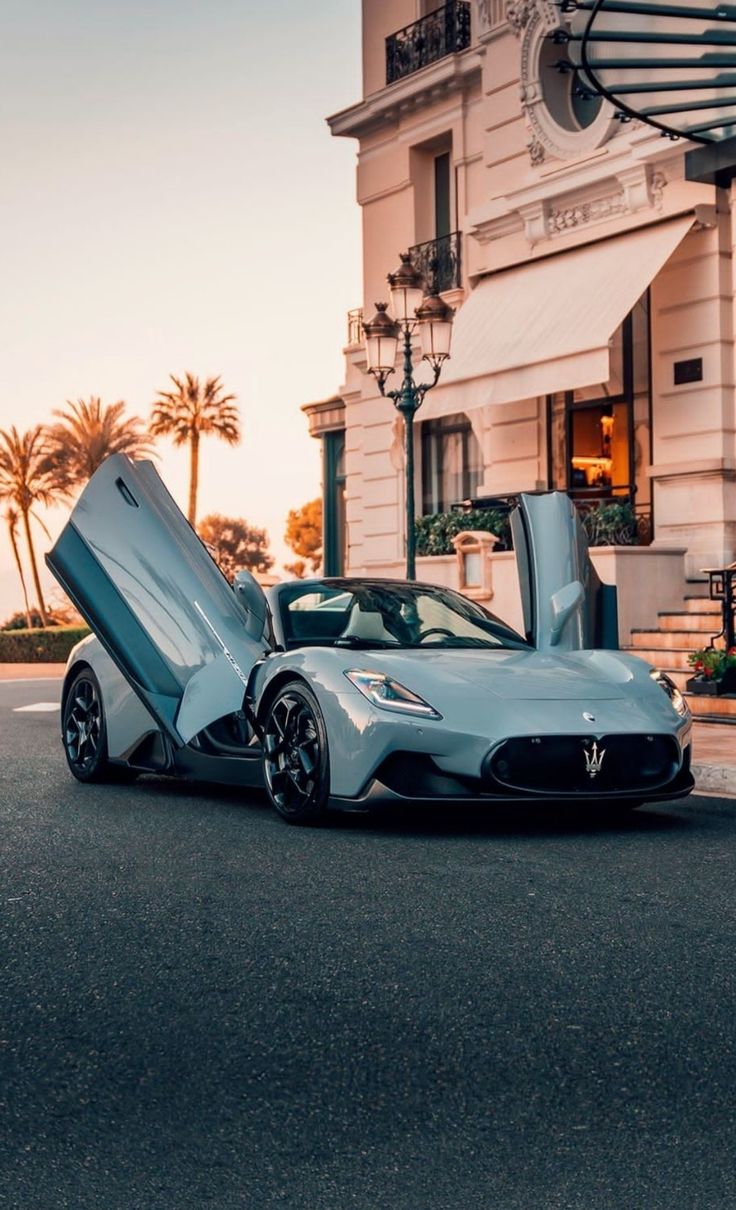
[420, 215, 694, 420]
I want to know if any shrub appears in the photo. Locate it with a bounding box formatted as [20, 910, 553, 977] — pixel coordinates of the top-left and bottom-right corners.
[580, 500, 637, 547]
[415, 509, 511, 557]
[1, 610, 60, 631]
[0, 626, 90, 663]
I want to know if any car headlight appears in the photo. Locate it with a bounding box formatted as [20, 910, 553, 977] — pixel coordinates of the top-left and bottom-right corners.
[650, 670, 689, 717]
[344, 669, 442, 719]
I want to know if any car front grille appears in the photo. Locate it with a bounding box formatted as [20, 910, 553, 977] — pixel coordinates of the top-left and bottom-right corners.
[484, 734, 681, 796]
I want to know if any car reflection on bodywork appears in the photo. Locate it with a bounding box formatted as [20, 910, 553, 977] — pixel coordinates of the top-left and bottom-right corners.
[47, 454, 693, 825]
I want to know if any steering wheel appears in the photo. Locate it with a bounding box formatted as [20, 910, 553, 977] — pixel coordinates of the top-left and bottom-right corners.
[417, 627, 455, 643]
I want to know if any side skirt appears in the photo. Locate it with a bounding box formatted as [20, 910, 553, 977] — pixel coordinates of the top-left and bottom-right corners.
[171, 745, 265, 790]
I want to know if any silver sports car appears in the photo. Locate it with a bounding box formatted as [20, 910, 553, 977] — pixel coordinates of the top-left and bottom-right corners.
[47, 454, 693, 824]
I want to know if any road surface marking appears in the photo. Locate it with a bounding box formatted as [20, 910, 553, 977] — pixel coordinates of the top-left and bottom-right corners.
[13, 702, 60, 713]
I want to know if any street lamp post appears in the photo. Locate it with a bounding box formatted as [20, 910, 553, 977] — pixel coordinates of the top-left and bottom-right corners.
[362, 253, 454, 580]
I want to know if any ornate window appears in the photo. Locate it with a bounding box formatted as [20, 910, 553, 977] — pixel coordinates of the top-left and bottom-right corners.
[510, 0, 616, 163]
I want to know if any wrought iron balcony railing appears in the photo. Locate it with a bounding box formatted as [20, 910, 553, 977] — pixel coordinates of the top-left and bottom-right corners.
[409, 231, 462, 294]
[347, 307, 363, 347]
[386, 2, 471, 86]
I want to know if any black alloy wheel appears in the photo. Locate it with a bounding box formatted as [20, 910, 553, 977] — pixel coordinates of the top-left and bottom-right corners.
[62, 669, 135, 784]
[262, 681, 329, 825]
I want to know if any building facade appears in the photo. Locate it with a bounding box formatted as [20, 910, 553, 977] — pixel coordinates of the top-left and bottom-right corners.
[303, 0, 736, 636]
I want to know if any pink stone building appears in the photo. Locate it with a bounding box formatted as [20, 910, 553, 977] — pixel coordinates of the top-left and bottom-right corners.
[303, 0, 736, 642]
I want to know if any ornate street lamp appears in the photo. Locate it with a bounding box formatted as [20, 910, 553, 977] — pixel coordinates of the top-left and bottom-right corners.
[363, 253, 454, 580]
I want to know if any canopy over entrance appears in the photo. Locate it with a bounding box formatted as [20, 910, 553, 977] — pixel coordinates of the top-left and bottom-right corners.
[567, 0, 736, 146]
[421, 215, 694, 421]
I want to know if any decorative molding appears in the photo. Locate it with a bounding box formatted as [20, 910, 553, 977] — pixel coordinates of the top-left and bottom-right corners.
[527, 136, 546, 166]
[650, 170, 667, 211]
[517, 0, 617, 162]
[506, 0, 534, 35]
[327, 51, 482, 139]
[469, 164, 671, 246]
[547, 190, 626, 235]
[301, 395, 346, 437]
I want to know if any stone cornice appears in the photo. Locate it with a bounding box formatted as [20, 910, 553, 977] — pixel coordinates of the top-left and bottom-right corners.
[301, 395, 346, 438]
[327, 50, 483, 140]
[471, 163, 666, 246]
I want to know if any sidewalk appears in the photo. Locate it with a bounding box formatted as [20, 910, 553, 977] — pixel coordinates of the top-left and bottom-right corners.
[0, 663, 67, 679]
[690, 722, 736, 797]
[1, 665, 733, 797]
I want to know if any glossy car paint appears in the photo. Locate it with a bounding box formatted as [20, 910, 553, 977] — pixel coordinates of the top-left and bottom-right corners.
[50, 456, 693, 808]
[48, 456, 269, 744]
[62, 618, 692, 802]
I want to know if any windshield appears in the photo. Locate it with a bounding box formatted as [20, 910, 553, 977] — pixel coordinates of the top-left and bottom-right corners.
[280, 582, 529, 651]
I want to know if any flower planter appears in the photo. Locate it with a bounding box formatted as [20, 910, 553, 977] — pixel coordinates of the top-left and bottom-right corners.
[686, 669, 736, 696]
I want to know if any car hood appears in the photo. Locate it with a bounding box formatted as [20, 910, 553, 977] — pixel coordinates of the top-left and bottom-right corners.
[347, 647, 647, 703]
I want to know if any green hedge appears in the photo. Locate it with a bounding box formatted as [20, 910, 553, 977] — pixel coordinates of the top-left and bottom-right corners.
[0, 626, 90, 663]
[415, 500, 639, 556]
[415, 508, 512, 557]
[580, 500, 637, 546]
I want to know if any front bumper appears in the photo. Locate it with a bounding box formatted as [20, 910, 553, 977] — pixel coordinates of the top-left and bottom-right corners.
[328, 734, 694, 811]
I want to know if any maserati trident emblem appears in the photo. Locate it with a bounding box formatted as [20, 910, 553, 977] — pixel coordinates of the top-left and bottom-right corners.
[583, 741, 606, 779]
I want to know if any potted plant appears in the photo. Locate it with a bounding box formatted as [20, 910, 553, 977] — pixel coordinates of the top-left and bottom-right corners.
[686, 647, 736, 695]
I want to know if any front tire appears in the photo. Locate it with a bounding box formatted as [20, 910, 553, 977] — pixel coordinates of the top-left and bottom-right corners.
[62, 669, 136, 784]
[262, 681, 330, 825]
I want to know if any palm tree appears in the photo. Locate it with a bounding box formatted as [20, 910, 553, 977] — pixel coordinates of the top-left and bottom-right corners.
[4, 506, 32, 628]
[43, 396, 153, 494]
[0, 426, 59, 626]
[149, 372, 240, 525]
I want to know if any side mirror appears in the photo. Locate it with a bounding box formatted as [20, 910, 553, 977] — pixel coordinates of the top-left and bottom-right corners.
[549, 580, 585, 647]
[233, 570, 268, 641]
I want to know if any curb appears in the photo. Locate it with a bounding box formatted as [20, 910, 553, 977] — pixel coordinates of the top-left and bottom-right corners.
[693, 763, 736, 798]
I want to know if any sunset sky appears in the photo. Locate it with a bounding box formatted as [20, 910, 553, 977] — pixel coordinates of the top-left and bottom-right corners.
[1, 0, 362, 618]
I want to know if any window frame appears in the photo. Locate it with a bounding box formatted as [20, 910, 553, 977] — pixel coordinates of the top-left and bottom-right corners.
[421, 412, 483, 514]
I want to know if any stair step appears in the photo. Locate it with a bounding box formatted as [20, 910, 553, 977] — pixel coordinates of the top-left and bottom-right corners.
[630, 630, 711, 651]
[685, 693, 736, 720]
[624, 647, 696, 670]
[689, 712, 736, 726]
[657, 611, 721, 632]
[683, 597, 720, 613]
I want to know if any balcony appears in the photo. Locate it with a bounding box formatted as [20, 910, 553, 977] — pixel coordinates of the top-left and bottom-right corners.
[386, 2, 471, 86]
[409, 231, 462, 294]
[346, 307, 363, 347]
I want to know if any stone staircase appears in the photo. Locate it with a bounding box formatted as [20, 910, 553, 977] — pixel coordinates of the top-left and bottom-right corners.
[626, 595, 736, 722]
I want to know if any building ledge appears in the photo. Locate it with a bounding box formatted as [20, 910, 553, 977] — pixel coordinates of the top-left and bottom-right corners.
[301, 394, 345, 438]
[648, 458, 736, 481]
[327, 48, 482, 140]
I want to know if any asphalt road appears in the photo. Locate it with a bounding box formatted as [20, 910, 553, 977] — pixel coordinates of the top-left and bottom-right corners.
[1, 677, 736, 1210]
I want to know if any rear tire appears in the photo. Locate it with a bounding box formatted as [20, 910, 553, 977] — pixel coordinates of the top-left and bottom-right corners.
[62, 669, 137, 784]
[262, 681, 330, 825]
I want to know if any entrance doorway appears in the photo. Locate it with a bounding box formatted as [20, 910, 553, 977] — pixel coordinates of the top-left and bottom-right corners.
[546, 292, 652, 542]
